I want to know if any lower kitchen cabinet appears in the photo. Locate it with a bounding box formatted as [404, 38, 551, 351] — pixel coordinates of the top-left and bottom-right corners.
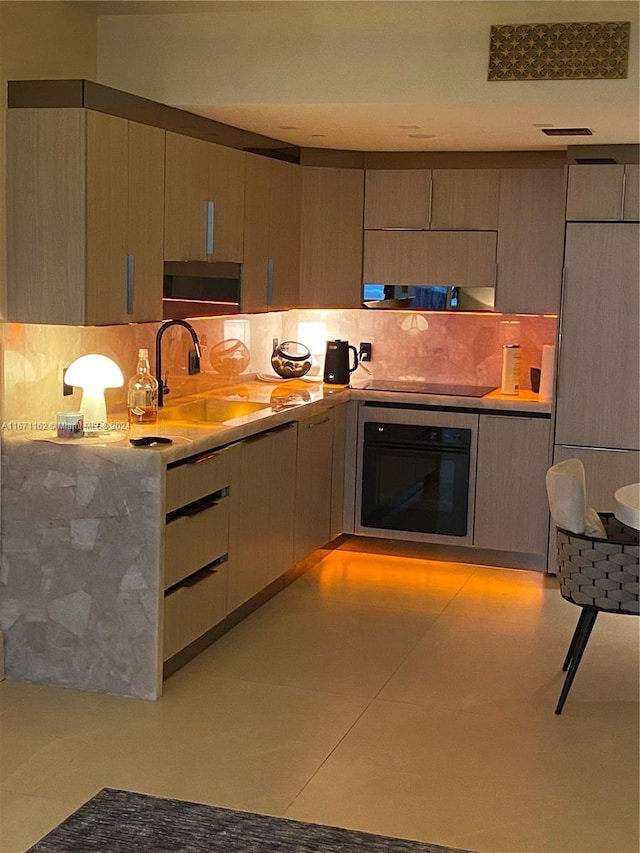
[330, 403, 348, 540]
[294, 408, 336, 563]
[163, 445, 234, 661]
[227, 424, 298, 611]
[474, 414, 551, 556]
[163, 565, 229, 661]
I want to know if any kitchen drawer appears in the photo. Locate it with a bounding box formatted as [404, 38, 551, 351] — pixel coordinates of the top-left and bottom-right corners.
[163, 563, 228, 661]
[165, 444, 233, 514]
[165, 493, 229, 589]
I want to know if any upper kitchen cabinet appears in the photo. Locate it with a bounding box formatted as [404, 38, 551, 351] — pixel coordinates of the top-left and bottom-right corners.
[299, 166, 364, 308]
[363, 230, 497, 288]
[495, 168, 566, 315]
[7, 108, 165, 325]
[164, 132, 245, 263]
[364, 168, 500, 231]
[566, 164, 639, 221]
[364, 169, 430, 229]
[430, 169, 500, 230]
[242, 153, 301, 312]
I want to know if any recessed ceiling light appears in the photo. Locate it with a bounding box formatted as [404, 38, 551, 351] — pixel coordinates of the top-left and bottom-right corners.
[398, 125, 421, 130]
[311, 134, 326, 138]
[541, 128, 593, 137]
[407, 133, 437, 139]
[279, 125, 299, 130]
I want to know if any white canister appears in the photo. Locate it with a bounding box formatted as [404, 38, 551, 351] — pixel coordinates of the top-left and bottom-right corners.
[501, 344, 521, 395]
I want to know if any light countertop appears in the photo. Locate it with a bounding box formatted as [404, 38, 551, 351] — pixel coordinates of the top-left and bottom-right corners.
[4, 378, 552, 465]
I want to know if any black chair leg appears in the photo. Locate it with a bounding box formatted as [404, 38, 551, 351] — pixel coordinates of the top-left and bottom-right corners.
[555, 607, 598, 715]
[562, 607, 592, 671]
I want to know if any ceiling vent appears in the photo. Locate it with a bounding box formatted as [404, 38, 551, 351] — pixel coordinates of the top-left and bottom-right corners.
[541, 128, 593, 137]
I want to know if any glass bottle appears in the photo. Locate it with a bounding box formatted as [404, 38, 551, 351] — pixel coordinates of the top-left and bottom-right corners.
[128, 348, 158, 424]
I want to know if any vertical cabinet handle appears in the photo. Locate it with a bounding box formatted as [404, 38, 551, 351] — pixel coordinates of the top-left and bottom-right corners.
[266, 258, 274, 306]
[206, 201, 215, 255]
[126, 253, 135, 315]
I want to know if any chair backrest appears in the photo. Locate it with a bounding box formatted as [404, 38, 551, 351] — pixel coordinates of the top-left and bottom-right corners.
[546, 458, 587, 534]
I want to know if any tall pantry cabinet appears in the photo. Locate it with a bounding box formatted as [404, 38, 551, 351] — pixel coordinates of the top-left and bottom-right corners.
[554, 208, 639, 510]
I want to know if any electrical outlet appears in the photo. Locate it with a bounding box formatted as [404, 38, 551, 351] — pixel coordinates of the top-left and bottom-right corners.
[62, 367, 73, 396]
[359, 342, 372, 362]
[188, 349, 200, 375]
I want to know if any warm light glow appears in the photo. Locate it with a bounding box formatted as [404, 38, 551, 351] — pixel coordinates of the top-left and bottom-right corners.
[65, 354, 123, 432]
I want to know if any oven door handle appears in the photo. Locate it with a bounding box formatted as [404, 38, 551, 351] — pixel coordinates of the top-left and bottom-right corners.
[364, 441, 470, 454]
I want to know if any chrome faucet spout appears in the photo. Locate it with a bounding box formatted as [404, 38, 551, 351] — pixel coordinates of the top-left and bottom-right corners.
[155, 319, 202, 408]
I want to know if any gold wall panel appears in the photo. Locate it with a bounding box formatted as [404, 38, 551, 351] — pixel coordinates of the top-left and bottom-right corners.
[488, 21, 630, 81]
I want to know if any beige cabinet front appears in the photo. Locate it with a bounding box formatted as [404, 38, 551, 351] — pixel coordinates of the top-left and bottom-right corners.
[364, 169, 431, 229]
[495, 167, 566, 315]
[294, 408, 336, 563]
[163, 446, 234, 662]
[565, 164, 639, 221]
[227, 424, 298, 610]
[7, 108, 165, 325]
[363, 230, 497, 288]
[164, 132, 245, 263]
[300, 166, 364, 308]
[555, 222, 640, 450]
[430, 169, 500, 230]
[242, 154, 301, 311]
[474, 415, 551, 556]
[364, 168, 500, 231]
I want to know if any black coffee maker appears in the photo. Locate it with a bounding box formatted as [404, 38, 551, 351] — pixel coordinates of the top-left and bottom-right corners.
[323, 339, 359, 385]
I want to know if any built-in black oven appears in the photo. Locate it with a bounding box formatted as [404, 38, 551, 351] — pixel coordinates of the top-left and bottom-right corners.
[355, 405, 479, 546]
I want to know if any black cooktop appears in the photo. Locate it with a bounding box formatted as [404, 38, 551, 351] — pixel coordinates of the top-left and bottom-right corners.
[362, 380, 496, 398]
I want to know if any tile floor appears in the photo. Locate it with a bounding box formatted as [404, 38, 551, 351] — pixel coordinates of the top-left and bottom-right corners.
[1, 546, 638, 853]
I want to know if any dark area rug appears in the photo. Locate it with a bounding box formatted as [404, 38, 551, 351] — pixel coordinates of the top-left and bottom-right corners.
[27, 788, 477, 852]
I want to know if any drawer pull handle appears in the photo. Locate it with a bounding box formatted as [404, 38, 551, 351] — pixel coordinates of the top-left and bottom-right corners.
[307, 416, 330, 428]
[191, 450, 220, 464]
[183, 498, 219, 517]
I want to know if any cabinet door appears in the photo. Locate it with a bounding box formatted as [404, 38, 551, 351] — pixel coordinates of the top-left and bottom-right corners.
[566, 164, 625, 221]
[553, 446, 640, 512]
[227, 425, 297, 611]
[126, 121, 165, 322]
[269, 158, 301, 310]
[164, 132, 210, 261]
[330, 403, 348, 540]
[85, 111, 129, 325]
[364, 169, 431, 229]
[300, 167, 364, 308]
[8, 109, 86, 324]
[363, 229, 496, 288]
[496, 168, 566, 314]
[474, 415, 551, 556]
[430, 169, 500, 230]
[294, 409, 335, 563]
[555, 223, 640, 450]
[242, 152, 271, 312]
[623, 165, 639, 221]
[207, 142, 245, 263]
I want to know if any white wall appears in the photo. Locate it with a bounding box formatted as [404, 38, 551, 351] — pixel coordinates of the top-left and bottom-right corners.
[97, 2, 638, 108]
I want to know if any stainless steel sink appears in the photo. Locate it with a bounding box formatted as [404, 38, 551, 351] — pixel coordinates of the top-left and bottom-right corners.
[158, 398, 270, 424]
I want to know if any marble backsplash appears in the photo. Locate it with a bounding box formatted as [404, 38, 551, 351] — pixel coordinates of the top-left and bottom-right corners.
[1, 310, 557, 424]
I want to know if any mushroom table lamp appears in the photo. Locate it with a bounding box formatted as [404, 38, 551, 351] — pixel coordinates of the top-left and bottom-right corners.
[65, 354, 124, 433]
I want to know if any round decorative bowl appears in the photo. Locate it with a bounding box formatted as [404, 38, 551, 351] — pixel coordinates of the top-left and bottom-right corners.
[271, 341, 312, 379]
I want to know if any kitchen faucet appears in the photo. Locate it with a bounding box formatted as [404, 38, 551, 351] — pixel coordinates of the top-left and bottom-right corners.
[155, 319, 202, 407]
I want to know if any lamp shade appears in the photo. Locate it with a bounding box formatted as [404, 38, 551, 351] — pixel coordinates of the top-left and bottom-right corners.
[65, 354, 124, 432]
